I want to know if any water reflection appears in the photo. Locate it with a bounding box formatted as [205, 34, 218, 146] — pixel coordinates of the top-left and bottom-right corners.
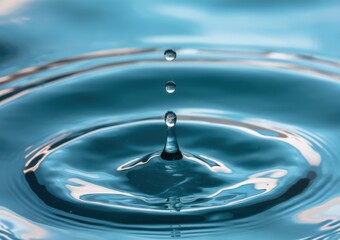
[0, 0, 28, 16]
[297, 196, 340, 231]
[0, 207, 47, 240]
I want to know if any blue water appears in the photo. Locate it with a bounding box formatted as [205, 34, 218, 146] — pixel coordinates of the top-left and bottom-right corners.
[1, 1, 340, 240]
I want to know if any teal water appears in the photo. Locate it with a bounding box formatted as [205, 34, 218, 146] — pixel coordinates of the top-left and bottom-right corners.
[1, 1, 340, 240]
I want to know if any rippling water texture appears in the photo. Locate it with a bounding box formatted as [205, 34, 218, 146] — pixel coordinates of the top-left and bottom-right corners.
[1, 1, 340, 240]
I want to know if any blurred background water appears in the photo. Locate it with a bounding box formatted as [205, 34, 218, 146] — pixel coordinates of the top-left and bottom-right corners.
[0, 1, 340, 240]
[2, 0, 340, 74]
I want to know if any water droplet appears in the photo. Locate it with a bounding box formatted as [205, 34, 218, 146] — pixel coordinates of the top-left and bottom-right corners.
[165, 81, 176, 94]
[164, 49, 176, 61]
[165, 111, 177, 127]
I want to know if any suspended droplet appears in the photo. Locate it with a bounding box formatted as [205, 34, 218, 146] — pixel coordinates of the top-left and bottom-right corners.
[164, 49, 176, 61]
[165, 81, 176, 94]
[165, 111, 177, 127]
[161, 111, 182, 160]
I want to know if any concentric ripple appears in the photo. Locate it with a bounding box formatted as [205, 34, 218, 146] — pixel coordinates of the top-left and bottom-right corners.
[24, 115, 320, 218]
[1, 48, 339, 239]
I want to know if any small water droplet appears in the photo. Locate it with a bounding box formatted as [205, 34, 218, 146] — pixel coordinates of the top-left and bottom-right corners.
[165, 111, 177, 127]
[165, 81, 176, 94]
[164, 49, 176, 61]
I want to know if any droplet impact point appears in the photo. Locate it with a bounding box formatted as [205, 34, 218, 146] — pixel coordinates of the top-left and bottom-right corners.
[161, 111, 182, 160]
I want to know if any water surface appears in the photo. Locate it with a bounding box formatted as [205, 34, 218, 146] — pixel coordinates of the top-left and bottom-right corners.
[0, 1, 340, 240]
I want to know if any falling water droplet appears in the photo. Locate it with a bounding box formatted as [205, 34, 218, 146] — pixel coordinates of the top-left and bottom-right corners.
[165, 81, 176, 94]
[164, 49, 176, 61]
[161, 111, 182, 160]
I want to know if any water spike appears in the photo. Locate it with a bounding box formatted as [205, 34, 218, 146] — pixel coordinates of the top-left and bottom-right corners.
[161, 111, 183, 160]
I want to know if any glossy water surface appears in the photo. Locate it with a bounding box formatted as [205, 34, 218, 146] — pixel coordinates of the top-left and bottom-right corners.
[1, 1, 340, 240]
